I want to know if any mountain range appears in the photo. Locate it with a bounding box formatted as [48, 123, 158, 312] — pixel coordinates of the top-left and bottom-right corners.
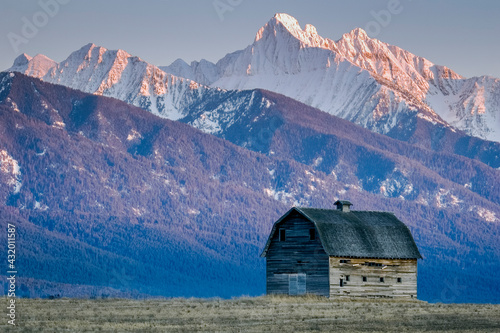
[164, 13, 500, 144]
[1, 13, 500, 303]
[9, 14, 500, 146]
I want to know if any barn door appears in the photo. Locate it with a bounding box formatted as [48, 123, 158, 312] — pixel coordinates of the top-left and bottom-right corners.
[289, 273, 306, 295]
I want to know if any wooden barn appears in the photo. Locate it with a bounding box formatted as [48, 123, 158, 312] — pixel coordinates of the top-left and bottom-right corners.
[261, 201, 422, 298]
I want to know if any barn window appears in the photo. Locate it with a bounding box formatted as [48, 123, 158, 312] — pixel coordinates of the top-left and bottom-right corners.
[340, 259, 351, 264]
[380, 277, 385, 283]
[345, 275, 350, 282]
[397, 277, 402, 283]
[365, 262, 383, 267]
[309, 229, 316, 240]
[279, 229, 286, 242]
[362, 276, 367, 282]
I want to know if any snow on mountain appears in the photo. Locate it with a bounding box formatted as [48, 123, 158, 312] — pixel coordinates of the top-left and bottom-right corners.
[0, 149, 22, 194]
[162, 13, 499, 142]
[335, 27, 464, 100]
[7, 14, 499, 142]
[334, 27, 500, 142]
[426, 75, 500, 141]
[160, 58, 218, 86]
[7, 43, 218, 120]
[10, 53, 57, 79]
[210, 14, 451, 136]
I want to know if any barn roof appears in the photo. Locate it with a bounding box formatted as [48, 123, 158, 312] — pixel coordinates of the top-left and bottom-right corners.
[261, 207, 422, 259]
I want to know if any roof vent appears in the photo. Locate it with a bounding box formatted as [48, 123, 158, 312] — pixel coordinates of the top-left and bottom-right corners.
[334, 200, 352, 212]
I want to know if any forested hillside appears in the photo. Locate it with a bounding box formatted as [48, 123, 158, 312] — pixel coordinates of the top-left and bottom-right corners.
[0, 73, 498, 302]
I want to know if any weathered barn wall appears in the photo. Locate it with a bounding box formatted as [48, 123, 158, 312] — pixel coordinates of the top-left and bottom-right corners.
[266, 212, 330, 296]
[329, 257, 417, 298]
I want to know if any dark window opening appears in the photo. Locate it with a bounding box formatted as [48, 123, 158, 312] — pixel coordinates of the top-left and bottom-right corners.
[397, 277, 402, 283]
[380, 277, 385, 283]
[365, 262, 383, 267]
[279, 229, 286, 242]
[345, 275, 350, 282]
[362, 276, 367, 282]
[340, 278, 344, 287]
[340, 259, 351, 264]
[309, 229, 316, 241]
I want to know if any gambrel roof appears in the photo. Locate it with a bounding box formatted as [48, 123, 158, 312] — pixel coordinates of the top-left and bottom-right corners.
[261, 207, 422, 259]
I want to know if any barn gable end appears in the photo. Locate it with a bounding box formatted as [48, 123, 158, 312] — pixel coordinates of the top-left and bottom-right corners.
[263, 209, 330, 296]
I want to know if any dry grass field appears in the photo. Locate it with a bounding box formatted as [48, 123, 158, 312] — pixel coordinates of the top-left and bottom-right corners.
[2, 295, 500, 332]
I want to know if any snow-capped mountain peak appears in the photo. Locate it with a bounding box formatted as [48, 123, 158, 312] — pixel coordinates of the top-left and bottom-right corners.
[11, 53, 32, 68]
[61, 43, 133, 72]
[270, 13, 322, 43]
[255, 13, 333, 50]
[7, 13, 500, 143]
[10, 53, 56, 79]
[7, 43, 219, 120]
[206, 13, 499, 142]
[159, 58, 219, 87]
[268, 13, 303, 37]
[343, 27, 369, 40]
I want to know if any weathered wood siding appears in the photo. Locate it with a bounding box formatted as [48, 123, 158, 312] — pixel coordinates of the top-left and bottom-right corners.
[266, 212, 329, 296]
[329, 257, 417, 298]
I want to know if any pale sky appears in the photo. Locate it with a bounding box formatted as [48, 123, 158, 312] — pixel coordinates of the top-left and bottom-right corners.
[1, 0, 499, 78]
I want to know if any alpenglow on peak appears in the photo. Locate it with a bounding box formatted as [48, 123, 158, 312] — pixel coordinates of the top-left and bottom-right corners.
[343, 27, 369, 40]
[255, 13, 330, 49]
[272, 13, 301, 29]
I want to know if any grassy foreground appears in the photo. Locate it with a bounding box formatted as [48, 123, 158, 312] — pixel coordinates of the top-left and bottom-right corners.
[3, 295, 500, 332]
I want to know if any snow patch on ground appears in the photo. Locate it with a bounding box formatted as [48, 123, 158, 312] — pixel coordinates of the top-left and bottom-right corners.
[435, 188, 462, 208]
[52, 121, 66, 129]
[263, 187, 299, 206]
[472, 206, 498, 223]
[127, 129, 142, 141]
[131, 207, 146, 217]
[312, 157, 323, 167]
[380, 171, 413, 198]
[191, 113, 222, 134]
[34, 200, 49, 211]
[6, 98, 20, 112]
[417, 113, 440, 125]
[416, 196, 429, 206]
[0, 149, 22, 193]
